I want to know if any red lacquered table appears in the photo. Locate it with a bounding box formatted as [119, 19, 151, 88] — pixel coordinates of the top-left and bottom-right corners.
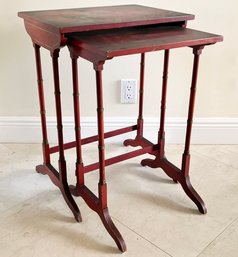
[18, 5, 223, 252]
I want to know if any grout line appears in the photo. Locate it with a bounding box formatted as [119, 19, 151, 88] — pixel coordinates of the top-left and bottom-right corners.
[1, 193, 47, 215]
[223, 148, 238, 156]
[1, 187, 85, 216]
[192, 150, 238, 171]
[196, 215, 238, 257]
[112, 216, 174, 257]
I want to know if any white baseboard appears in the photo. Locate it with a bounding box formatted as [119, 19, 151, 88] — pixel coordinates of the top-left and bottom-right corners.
[0, 116, 238, 144]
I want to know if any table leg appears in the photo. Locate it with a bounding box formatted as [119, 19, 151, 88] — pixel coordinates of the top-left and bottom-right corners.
[71, 56, 85, 190]
[94, 63, 126, 252]
[33, 44, 50, 166]
[51, 49, 81, 222]
[141, 50, 169, 167]
[158, 49, 169, 159]
[137, 53, 145, 138]
[180, 47, 206, 214]
[124, 53, 146, 147]
[141, 48, 206, 214]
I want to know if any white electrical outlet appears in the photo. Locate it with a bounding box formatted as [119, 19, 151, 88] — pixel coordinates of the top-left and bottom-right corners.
[121, 79, 137, 104]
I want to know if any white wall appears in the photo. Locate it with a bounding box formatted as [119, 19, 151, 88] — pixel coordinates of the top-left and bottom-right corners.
[0, 0, 238, 143]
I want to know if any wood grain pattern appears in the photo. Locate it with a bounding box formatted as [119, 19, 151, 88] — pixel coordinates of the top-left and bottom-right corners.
[19, 5, 194, 33]
[68, 26, 223, 62]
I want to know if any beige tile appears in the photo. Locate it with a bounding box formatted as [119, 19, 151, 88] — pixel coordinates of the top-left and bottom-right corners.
[225, 145, 238, 154]
[0, 144, 56, 211]
[0, 166, 64, 210]
[0, 191, 169, 257]
[0, 144, 42, 181]
[1, 143, 238, 257]
[192, 145, 238, 169]
[198, 217, 238, 257]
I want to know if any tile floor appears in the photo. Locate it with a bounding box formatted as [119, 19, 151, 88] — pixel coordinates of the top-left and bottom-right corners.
[0, 143, 238, 257]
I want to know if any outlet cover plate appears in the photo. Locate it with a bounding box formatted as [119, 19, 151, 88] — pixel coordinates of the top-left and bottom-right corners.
[121, 79, 137, 104]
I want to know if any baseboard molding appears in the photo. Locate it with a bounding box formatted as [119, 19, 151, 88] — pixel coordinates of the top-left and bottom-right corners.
[0, 116, 238, 144]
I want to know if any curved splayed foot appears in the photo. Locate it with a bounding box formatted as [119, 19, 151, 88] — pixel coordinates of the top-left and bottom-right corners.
[69, 185, 81, 197]
[61, 185, 82, 222]
[180, 176, 207, 214]
[141, 158, 160, 168]
[123, 138, 140, 147]
[36, 164, 47, 175]
[36, 165, 82, 221]
[71, 184, 126, 251]
[98, 208, 127, 252]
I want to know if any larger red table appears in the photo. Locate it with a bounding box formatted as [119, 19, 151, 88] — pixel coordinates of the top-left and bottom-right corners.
[18, 5, 223, 252]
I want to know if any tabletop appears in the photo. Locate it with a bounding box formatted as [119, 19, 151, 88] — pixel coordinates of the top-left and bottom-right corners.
[18, 5, 194, 33]
[68, 25, 223, 62]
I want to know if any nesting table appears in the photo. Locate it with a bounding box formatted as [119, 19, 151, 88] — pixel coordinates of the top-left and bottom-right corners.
[18, 5, 223, 252]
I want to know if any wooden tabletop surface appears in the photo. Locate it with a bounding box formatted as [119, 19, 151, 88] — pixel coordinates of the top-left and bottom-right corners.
[18, 5, 194, 33]
[68, 25, 223, 60]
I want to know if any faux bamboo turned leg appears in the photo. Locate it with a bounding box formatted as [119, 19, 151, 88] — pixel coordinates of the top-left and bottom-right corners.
[180, 47, 207, 214]
[34, 44, 50, 167]
[141, 50, 169, 167]
[137, 53, 145, 138]
[95, 66, 107, 207]
[94, 63, 126, 252]
[51, 49, 82, 222]
[124, 53, 145, 147]
[71, 56, 84, 190]
[182, 48, 202, 175]
[158, 49, 169, 158]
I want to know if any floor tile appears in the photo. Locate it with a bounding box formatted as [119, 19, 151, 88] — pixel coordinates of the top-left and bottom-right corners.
[198, 217, 238, 257]
[0, 190, 169, 257]
[192, 145, 238, 169]
[1, 144, 238, 257]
